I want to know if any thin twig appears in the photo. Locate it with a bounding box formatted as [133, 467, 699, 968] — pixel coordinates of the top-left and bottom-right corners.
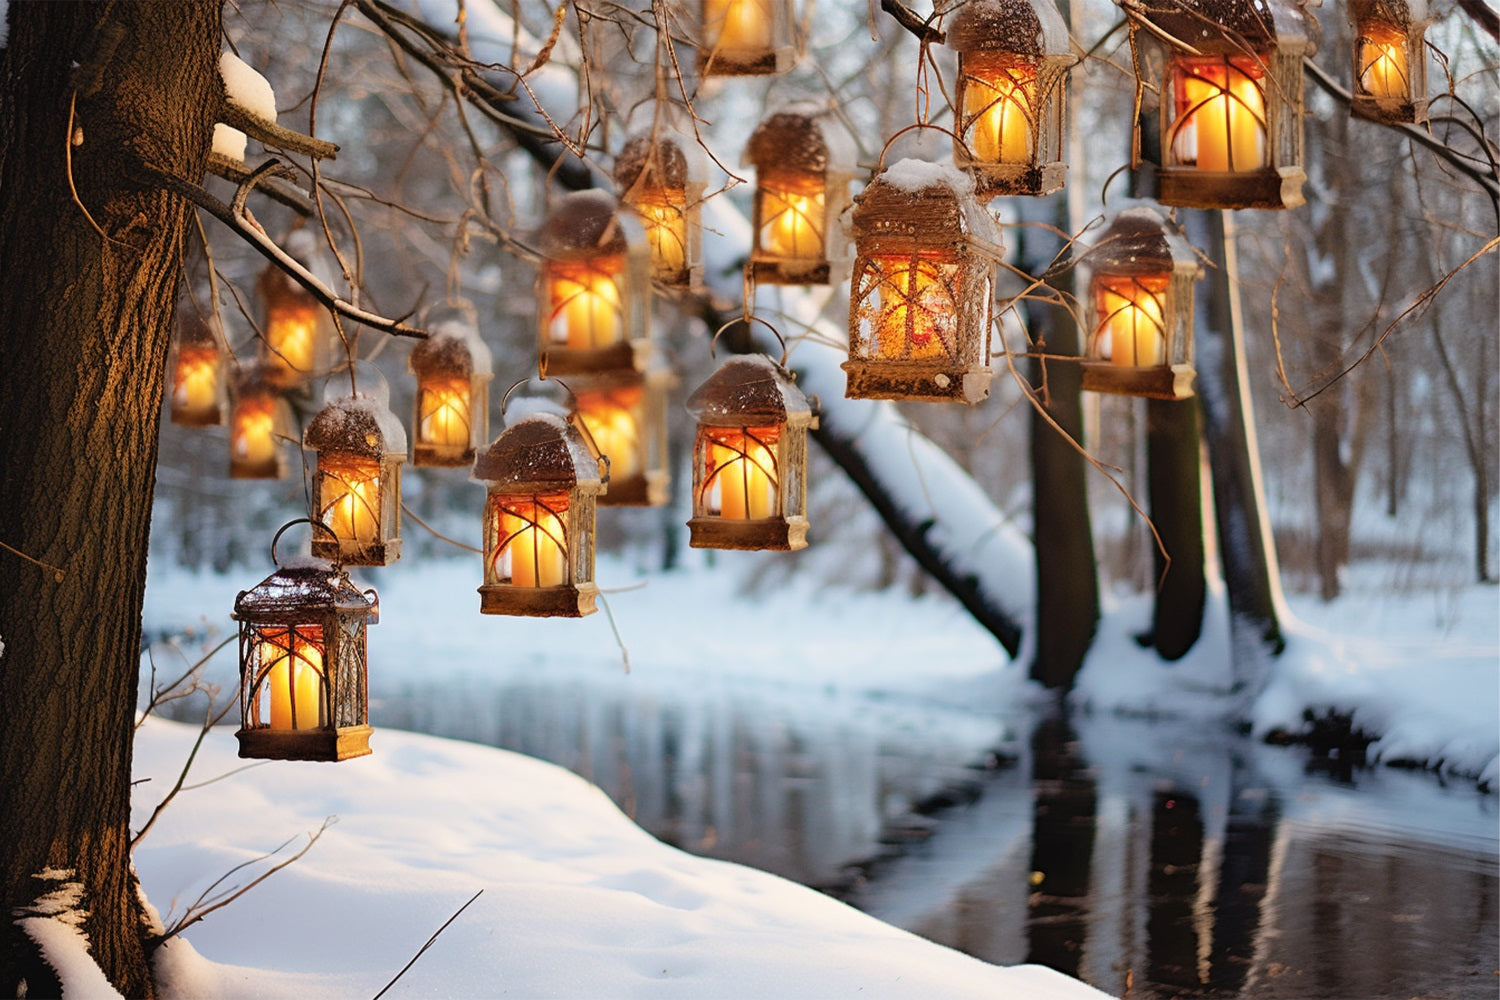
[372, 890, 485, 1000]
[131, 692, 237, 850]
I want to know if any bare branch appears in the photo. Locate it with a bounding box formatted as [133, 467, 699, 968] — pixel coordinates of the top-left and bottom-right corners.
[879, 0, 944, 45]
[220, 100, 340, 160]
[371, 890, 485, 1000]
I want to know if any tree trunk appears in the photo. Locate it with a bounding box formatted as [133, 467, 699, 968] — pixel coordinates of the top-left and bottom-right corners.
[1146, 398, 1206, 660]
[0, 3, 221, 996]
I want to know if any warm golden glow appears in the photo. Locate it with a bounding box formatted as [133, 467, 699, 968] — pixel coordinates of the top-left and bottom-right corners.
[759, 178, 825, 261]
[1172, 56, 1267, 172]
[703, 426, 778, 520]
[256, 627, 325, 730]
[547, 261, 624, 350]
[172, 346, 220, 418]
[495, 495, 569, 588]
[962, 52, 1037, 165]
[232, 396, 278, 468]
[319, 456, 382, 546]
[1096, 274, 1168, 367]
[577, 387, 643, 481]
[704, 0, 772, 55]
[1358, 22, 1409, 100]
[417, 377, 472, 449]
[869, 256, 955, 361]
[635, 195, 689, 279]
[265, 301, 322, 378]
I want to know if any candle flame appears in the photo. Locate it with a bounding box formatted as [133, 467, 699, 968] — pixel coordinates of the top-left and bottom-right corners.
[1172, 56, 1267, 173]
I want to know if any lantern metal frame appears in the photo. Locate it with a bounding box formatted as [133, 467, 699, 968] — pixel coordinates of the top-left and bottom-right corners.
[946, 0, 1075, 199]
[257, 229, 338, 386]
[168, 304, 227, 427]
[845, 159, 1003, 404]
[408, 307, 493, 468]
[572, 360, 674, 508]
[687, 350, 815, 551]
[744, 105, 857, 286]
[537, 190, 651, 377]
[1079, 205, 1202, 400]
[1125, 0, 1310, 210]
[696, 0, 797, 77]
[473, 413, 607, 617]
[232, 521, 378, 762]
[614, 131, 708, 292]
[228, 365, 290, 480]
[303, 380, 407, 566]
[1348, 0, 1429, 125]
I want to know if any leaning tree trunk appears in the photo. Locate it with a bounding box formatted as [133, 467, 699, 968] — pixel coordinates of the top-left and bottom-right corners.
[0, 3, 221, 996]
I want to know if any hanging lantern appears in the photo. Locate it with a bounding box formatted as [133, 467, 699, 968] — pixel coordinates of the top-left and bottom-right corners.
[1126, 0, 1310, 210]
[168, 305, 227, 427]
[1349, 0, 1429, 125]
[537, 190, 651, 376]
[407, 304, 493, 468]
[303, 376, 406, 566]
[228, 365, 290, 479]
[572, 355, 673, 507]
[946, 0, 1075, 199]
[233, 524, 378, 762]
[473, 413, 607, 617]
[614, 130, 707, 291]
[697, 0, 796, 77]
[744, 105, 857, 286]
[257, 229, 339, 386]
[845, 160, 1003, 404]
[1080, 205, 1201, 400]
[687, 355, 814, 551]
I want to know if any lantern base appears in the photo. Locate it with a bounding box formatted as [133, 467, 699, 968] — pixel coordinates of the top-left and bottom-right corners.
[964, 160, 1067, 200]
[688, 516, 808, 552]
[1081, 361, 1196, 401]
[236, 725, 373, 762]
[842, 360, 992, 404]
[1351, 94, 1426, 126]
[697, 45, 795, 78]
[598, 471, 669, 507]
[1159, 167, 1306, 210]
[313, 537, 402, 568]
[230, 456, 284, 480]
[413, 443, 478, 468]
[540, 339, 647, 377]
[479, 582, 599, 617]
[747, 259, 835, 287]
[172, 405, 223, 428]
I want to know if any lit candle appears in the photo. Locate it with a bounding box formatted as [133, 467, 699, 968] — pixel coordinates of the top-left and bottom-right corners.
[706, 0, 772, 55]
[232, 397, 277, 467]
[707, 428, 777, 519]
[1097, 276, 1166, 367]
[266, 303, 321, 376]
[964, 55, 1036, 165]
[760, 183, 825, 261]
[637, 198, 688, 278]
[418, 378, 472, 449]
[501, 499, 568, 587]
[548, 264, 623, 350]
[578, 389, 642, 481]
[173, 347, 219, 417]
[872, 258, 950, 361]
[322, 459, 381, 545]
[1177, 59, 1266, 172]
[259, 628, 324, 730]
[1358, 26, 1408, 99]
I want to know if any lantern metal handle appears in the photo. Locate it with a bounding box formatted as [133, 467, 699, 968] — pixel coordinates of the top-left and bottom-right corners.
[498, 376, 611, 483]
[709, 315, 789, 368]
[270, 518, 341, 568]
[874, 122, 965, 175]
[499, 375, 581, 418]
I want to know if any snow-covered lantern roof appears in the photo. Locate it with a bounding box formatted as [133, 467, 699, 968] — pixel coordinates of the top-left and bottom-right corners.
[946, 0, 1076, 199]
[572, 354, 675, 508]
[407, 302, 493, 469]
[257, 229, 339, 386]
[472, 413, 606, 618]
[1080, 205, 1202, 400]
[303, 372, 407, 566]
[169, 303, 227, 428]
[845, 160, 1003, 404]
[686, 355, 815, 551]
[696, 0, 798, 77]
[228, 364, 290, 480]
[537, 190, 651, 377]
[1349, 0, 1430, 125]
[614, 129, 708, 292]
[743, 104, 857, 286]
[1124, 0, 1310, 210]
[232, 523, 379, 762]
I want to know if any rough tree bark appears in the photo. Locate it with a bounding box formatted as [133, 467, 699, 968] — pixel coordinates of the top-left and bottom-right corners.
[0, 2, 221, 995]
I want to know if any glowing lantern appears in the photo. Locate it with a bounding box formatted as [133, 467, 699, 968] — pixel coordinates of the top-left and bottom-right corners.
[697, 0, 796, 76]
[408, 303, 493, 468]
[232, 523, 378, 762]
[538, 190, 651, 376]
[473, 414, 607, 617]
[846, 160, 1003, 404]
[1080, 205, 1202, 400]
[303, 377, 406, 566]
[946, 0, 1075, 198]
[228, 365, 290, 479]
[1349, 0, 1429, 124]
[573, 358, 673, 507]
[1126, 0, 1310, 210]
[614, 129, 707, 291]
[745, 105, 857, 286]
[257, 229, 338, 386]
[687, 356, 815, 551]
[168, 305, 226, 427]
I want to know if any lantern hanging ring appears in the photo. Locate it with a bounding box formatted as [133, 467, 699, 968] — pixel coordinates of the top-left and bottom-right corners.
[270, 517, 342, 568]
[874, 122, 965, 174]
[499, 375, 583, 418]
[709, 315, 789, 367]
[497, 376, 611, 482]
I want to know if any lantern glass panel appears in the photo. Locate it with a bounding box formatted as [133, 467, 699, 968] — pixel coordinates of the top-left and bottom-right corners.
[172, 344, 221, 424]
[489, 493, 572, 588]
[231, 393, 280, 473]
[1169, 55, 1269, 173]
[265, 298, 323, 380]
[317, 455, 382, 549]
[546, 258, 626, 350]
[636, 190, 690, 281]
[1093, 274, 1169, 367]
[416, 376, 473, 451]
[247, 625, 326, 730]
[757, 174, 826, 262]
[1357, 21, 1410, 99]
[960, 53, 1039, 166]
[577, 385, 644, 482]
[852, 253, 964, 363]
[700, 426, 780, 520]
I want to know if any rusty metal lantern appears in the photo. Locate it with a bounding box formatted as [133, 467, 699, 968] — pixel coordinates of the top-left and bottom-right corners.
[946, 0, 1076, 199]
[744, 105, 857, 286]
[614, 130, 707, 291]
[303, 374, 406, 566]
[1080, 205, 1202, 400]
[537, 190, 651, 376]
[408, 303, 493, 468]
[1349, 0, 1429, 124]
[473, 413, 607, 617]
[687, 352, 815, 551]
[845, 160, 1003, 404]
[232, 522, 378, 762]
[573, 356, 673, 507]
[697, 0, 797, 77]
[1125, 0, 1310, 210]
[168, 304, 227, 427]
[257, 229, 338, 386]
[229, 365, 290, 479]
